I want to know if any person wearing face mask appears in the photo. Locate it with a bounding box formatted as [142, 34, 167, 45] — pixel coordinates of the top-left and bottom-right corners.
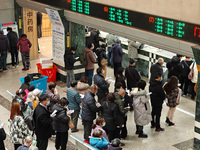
[81, 84, 101, 143]
[33, 94, 53, 150]
[91, 117, 109, 141]
[149, 73, 165, 132]
[52, 97, 70, 150]
[94, 67, 111, 104]
[64, 47, 79, 88]
[85, 43, 97, 85]
[67, 81, 82, 133]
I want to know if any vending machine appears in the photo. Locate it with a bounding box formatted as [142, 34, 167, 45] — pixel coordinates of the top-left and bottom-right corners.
[0, 21, 21, 64]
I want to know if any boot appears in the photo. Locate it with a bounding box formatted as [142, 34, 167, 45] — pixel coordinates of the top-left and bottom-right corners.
[135, 125, 139, 134]
[165, 117, 170, 123]
[150, 121, 156, 128]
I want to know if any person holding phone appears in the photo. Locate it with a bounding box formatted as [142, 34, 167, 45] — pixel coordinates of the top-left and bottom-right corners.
[45, 82, 60, 113]
[0, 122, 6, 150]
[64, 47, 79, 87]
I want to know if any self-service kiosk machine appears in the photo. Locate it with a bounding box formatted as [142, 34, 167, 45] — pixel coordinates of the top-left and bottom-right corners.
[0, 21, 22, 64]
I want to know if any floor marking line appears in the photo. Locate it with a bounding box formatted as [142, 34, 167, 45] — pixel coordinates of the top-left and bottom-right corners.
[176, 107, 195, 118]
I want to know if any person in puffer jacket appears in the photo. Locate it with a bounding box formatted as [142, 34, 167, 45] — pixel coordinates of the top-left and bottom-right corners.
[17, 34, 32, 71]
[132, 80, 151, 138]
[52, 97, 70, 150]
[89, 129, 109, 150]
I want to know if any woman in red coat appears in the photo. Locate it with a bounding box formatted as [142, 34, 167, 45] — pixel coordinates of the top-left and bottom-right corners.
[17, 34, 32, 71]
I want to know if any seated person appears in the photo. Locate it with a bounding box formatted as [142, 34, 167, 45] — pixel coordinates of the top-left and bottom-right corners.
[89, 129, 109, 150]
[108, 138, 122, 150]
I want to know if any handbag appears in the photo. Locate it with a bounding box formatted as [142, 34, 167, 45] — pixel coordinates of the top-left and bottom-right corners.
[188, 62, 195, 80]
[68, 119, 75, 129]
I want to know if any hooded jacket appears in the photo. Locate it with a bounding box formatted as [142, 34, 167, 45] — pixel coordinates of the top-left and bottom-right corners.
[132, 89, 151, 126]
[52, 103, 70, 132]
[89, 137, 109, 150]
[106, 34, 117, 48]
[128, 41, 140, 59]
[112, 44, 125, 63]
[167, 56, 183, 79]
[64, 49, 76, 70]
[0, 34, 10, 51]
[94, 74, 109, 99]
[17, 36, 32, 53]
[85, 47, 96, 70]
[7, 31, 18, 49]
[149, 80, 165, 106]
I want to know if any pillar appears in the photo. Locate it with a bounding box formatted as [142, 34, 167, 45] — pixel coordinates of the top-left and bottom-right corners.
[192, 45, 200, 150]
[23, 8, 38, 58]
[14, 0, 23, 37]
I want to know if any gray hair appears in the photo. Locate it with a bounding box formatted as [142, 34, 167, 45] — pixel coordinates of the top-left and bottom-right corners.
[25, 136, 33, 143]
[158, 58, 164, 64]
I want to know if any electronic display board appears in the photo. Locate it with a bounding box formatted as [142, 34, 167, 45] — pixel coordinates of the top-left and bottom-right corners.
[32, 0, 200, 44]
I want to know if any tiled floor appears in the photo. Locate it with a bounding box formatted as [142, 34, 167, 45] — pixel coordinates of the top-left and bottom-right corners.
[0, 36, 197, 150]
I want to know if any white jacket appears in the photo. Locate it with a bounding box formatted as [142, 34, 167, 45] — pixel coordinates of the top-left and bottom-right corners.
[190, 62, 198, 83]
[132, 90, 151, 126]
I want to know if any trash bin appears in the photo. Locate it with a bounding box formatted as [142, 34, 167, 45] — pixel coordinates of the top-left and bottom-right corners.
[36, 63, 57, 83]
[20, 75, 48, 94]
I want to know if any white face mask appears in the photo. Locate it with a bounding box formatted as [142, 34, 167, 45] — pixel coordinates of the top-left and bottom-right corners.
[102, 122, 106, 127]
[102, 70, 105, 74]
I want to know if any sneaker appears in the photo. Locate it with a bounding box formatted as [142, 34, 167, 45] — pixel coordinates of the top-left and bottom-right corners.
[168, 122, 175, 126]
[12, 66, 15, 69]
[22, 68, 27, 71]
[138, 133, 148, 138]
[71, 129, 79, 133]
[16, 65, 19, 68]
[84, 140, 90, 144]
[155, 127, 165, 132]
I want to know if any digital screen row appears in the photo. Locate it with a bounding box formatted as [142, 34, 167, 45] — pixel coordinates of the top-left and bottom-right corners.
[32, 0, 200, 44]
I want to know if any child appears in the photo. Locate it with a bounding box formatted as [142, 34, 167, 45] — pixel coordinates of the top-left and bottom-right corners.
[89, 129, 109, 150]
[108, 138, 122, 150]
[132, 80, 151, 138]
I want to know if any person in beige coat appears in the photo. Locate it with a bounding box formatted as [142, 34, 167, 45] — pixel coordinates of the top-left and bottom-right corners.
[190, 61, 198, 99]
[85, 43, 96, 85]
[132, 80, 151, 138]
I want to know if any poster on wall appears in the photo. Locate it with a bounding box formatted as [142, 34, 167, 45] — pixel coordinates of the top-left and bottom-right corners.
[45, 8, 65, 66]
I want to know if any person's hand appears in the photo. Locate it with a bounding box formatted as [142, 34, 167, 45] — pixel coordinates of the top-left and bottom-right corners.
[107, 81, 111, 84]
[54, 88, 58, 94]
[68, 112, 72, 116]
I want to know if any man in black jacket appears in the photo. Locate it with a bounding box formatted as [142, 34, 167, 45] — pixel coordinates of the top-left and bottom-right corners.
[52, 97, 70, 150]
[33, 94, 53, 150]
[167, 54, 183, 80]
[81, 84, 101, 143]
[125, 59, 141, 90]
[149, 73, 165, 132]
[0, 30, 10, 71]
[7, 27, 19, 68]
[150, 58, 164, 83]
[64, 47, 79, 87]
[94, 67, 110, 104]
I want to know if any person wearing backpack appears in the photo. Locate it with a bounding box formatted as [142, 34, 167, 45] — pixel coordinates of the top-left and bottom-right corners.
[7, 27, 19, 68]
[84, 43, 96, 85]
[64, 47, 79, 88]
[180, 57, 193, 96]
[52, 97, 70, 150]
